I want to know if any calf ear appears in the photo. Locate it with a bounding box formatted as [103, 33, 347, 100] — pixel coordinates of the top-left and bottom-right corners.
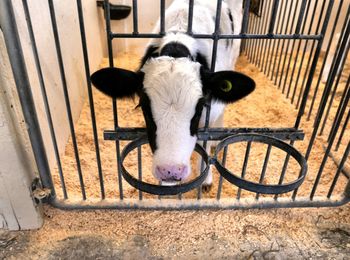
[91, 67, 143, 98]
[202, 70, 255, 103]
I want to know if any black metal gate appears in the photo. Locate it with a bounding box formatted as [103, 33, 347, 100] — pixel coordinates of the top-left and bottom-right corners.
[1, 0, 349, 209]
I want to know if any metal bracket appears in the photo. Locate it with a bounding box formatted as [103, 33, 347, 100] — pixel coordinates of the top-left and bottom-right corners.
[104, 127, 305, 141]
[31, 178, 51, 203]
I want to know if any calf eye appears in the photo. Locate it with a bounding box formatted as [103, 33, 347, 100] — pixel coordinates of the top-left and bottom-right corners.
[220, 80, 232, 92]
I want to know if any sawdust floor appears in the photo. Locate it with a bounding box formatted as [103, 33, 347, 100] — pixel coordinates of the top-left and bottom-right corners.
[1, 204, 350, 259]
[51, 52, 349, 201]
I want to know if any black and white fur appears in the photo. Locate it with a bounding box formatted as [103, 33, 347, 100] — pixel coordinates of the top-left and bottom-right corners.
[91, 0, 255, 187]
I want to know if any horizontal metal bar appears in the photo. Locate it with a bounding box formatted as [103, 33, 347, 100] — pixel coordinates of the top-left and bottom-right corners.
[49, 196, 349, 210]
[111, 33, 322, 40]
[104, 127, 305, 141]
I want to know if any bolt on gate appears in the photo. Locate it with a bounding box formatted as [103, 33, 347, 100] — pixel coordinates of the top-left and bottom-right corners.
[0, 0, 349, 209]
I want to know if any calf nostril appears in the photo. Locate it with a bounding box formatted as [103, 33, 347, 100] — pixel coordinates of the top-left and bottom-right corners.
[155, 164, 188, 181]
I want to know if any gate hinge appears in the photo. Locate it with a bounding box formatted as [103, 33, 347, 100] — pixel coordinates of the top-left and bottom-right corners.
[31, 178, 51, 202]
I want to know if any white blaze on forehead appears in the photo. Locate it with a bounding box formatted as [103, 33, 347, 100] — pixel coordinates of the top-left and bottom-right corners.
[142, 57, 203, 123]
[142, 57, 203, 167]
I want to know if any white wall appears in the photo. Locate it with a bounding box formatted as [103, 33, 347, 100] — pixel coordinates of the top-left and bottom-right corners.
[11, 0, 105, 169]
[108, 0, 173, 56]
[0, 30, 42, 230]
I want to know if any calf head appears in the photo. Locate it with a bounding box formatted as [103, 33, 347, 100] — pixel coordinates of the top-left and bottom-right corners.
[91, 57, 255, 183]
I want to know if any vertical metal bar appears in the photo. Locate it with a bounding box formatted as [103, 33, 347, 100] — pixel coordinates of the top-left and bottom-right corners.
[274, 143, 293, 200]
[260, 0, 274, 71]
[290, 0, 335, 199]
[289, 37, 308, 103]
[22, 0, 67, 199]
[305, 8, 348, 160]
[178, 189, 182, 200]
[320, 45, 350, 137]
[344, 175, 350, 198]
[256, 0, 271, 68]
[281, 39, 297, 94]
[291, 168, 304, 200]
[216, 146, 228, 200]
[237, 141, 252, 200]
[198, 0, 223, 199]
[160, 0, 165, 35]
[294, 0, 336, 131]
[268, 0, 280, 34]
[104, 1, 114, 68]
[48, 0, 86, 200]
[187, 0, 194, 34]
[137, 146, 142, 200]
[278, 0, 301, 89]
[267, 0, 284, 78]
[197, 103, 211, 200]
[335, 108, 350, 151]
[158, 181, 162, 200]
[269, 0, 289, 80]
[247, 12, 259, 61]
[0, 0, 56, 197]
[241, 0, 251, 34]
[296, 0, 327, 109]
[263, 34, 274, 74]
[325, 39, 350, 135]
[251, 0, 264, 65]
[327, 141, 350, 198]
[211, 0, 223, 71]
[310, 80, 350, 200]
[132, 0, 138, 34]
[104, 0, 124, 199]
[290, 0, 319, 105]
[274, 0, 295, 86]
[76, 0, 105, 199]
[246, 13, 255, 59]
[264, 0, 281, 75]
[251, 0, 265, 64]
[256, 144, 272, 200]
[294, 0, 308, 34]
[285, 0, 312, 98]
[307, 0, 346, 121]
[312, 6, 350, 123]
[328, 74, 350, 142]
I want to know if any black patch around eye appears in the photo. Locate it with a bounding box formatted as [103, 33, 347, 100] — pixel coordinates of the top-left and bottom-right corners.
[160, 42, 192, 59]
[139, 92, 157, 153]
[190, 97, 206, 136]
[195, 52, 210, 71]
[140, 45, 159, 69]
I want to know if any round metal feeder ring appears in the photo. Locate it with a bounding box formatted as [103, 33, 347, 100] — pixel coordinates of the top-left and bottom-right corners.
[213, 133, 308, 195]
[120, 136, 210, 195]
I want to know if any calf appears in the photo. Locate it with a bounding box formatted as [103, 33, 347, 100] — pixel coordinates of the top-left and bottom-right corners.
[91, 0, 255, 188]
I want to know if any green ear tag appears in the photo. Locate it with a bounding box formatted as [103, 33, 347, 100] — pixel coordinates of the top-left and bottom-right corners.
[220, 80, 232, 92]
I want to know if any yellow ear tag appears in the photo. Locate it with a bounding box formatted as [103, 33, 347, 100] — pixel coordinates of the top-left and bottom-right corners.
[220, 80, 232, 92]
